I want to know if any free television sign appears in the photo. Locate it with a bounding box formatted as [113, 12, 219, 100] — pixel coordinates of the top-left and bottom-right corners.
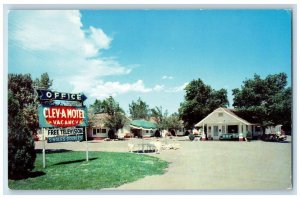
[46, 127, 85, 143]
[38, 105, 88, 128]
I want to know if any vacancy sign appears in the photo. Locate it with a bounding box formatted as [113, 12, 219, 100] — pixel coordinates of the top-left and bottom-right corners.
[38, 105, 88, 128]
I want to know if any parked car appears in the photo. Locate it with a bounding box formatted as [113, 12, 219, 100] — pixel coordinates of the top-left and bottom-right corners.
[219, 133, 239, 141]
[261, 125, 287, 142]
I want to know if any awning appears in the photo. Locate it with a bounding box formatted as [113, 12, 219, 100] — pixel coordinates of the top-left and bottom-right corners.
[130, 120, 157, 130]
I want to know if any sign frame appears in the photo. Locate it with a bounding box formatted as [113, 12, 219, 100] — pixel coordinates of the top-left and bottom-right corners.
[36, 89, 89, 168]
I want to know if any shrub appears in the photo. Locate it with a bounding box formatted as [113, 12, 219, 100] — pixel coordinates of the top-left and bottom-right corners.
[8, 127, 36, 179]
[185, 131, 190, 136]
[108, 129, 116, 139]
[154, 130, 161, 137]
[189, 133, 195, 141]
[170, 129, 176, 136]
[8, 83, 36, 180]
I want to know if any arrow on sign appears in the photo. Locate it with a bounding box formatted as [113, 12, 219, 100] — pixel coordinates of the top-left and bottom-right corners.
[81, 93, 87, 101]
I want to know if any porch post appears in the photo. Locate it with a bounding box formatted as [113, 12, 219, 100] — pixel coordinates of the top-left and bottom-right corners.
[239, 123, 244, 141]
[202, 123, 206, 141]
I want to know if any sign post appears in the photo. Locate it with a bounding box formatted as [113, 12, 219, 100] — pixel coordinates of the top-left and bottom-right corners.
[85, 127, 88, 161]
[42, 128, 46, 168]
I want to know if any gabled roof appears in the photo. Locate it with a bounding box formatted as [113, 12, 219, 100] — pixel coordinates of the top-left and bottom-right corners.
[90, 113, 131, 128]
[222, 108, 252, 125]
[89, 113, 109, 128]
[195, 107, 252, 127]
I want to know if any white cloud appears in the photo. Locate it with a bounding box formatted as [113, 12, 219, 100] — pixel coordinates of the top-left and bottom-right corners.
[166, 82, 188, 93]
[84, 26, 112, 57]
[162, 75, 174, 80]
[153, 85, 165, 91]
[88, 27, 112, 49]
[9, 10, 162, 100]
[70, 79, 163, 99]
[10, 10, 84, 52]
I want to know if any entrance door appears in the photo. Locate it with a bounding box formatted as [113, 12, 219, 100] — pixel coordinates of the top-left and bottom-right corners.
[213, 126, 219, 139]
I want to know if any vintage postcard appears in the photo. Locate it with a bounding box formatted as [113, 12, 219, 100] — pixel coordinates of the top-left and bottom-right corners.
[6, 8, 293, 192]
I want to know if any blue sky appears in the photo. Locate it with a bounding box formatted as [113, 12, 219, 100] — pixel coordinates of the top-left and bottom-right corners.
[8, 10, 291, 114]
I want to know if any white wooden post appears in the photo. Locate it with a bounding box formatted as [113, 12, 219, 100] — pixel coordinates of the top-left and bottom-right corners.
[202, 124, 206, 141]
[42, 128, 46, 168]
[239, 123, 244, 141]
[85, 127, 89, 161]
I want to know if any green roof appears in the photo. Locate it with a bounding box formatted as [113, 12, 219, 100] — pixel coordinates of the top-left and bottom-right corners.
[130, 120, 157, 129]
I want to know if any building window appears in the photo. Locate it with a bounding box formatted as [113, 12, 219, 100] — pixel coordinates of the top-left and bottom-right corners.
[93, 129, 96, 135]
[218, 113, 223, 117]
[101, 129, 107, 134]
[146, 130, 149, 133]
[97, 129, 100, 134]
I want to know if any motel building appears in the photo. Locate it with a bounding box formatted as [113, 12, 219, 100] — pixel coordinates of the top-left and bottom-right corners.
[88, 113, 112, 139]
[195, 107, 263, 141]
[88, 113, 158, 140]
[129, 119, 158, 138]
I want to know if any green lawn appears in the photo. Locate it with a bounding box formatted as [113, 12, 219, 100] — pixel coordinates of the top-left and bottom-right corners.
[8, 151, 168, 190]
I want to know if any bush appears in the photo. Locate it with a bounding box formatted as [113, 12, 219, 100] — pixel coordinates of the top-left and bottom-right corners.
[189, 133, 195, 141]
[108, 129, 116, 139]
[154, 130, 161, 137]
[8, 127, 36, 179]
[185, 131, 190, 136]
[8, 85, 36, 180]
[170, 129, 176, 136]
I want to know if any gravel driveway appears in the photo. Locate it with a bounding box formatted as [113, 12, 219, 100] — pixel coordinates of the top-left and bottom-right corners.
[35, 136, 292, 190]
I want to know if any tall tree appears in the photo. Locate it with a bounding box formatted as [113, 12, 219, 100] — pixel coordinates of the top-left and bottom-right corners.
[150, 106, 164, 123]
[8, 74, 37, 179]
[150, 107, 183, 131]
[104, 112, 129, 135]
[129, 98, 150, 120]
[8, 74, 39, 133]
[90, 97, 124, 114]
[159, 112, 183, 131]
[90, 99, 104, 114]
[9, 74, 35, 109]
[34, 72, 53, 89]
[90, 96, 128, 138]
[232, 73, 292, 132]
[102, 96, 124, 115]
[167, 113, 183, 130]
[179, 79, 229, 128]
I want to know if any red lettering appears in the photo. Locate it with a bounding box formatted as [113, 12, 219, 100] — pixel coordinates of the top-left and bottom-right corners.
[44, 106, 85, 127]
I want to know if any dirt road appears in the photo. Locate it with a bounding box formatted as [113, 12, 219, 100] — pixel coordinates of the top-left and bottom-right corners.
[35, 136, 292, 190]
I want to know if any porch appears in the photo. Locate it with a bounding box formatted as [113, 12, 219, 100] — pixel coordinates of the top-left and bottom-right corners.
[199, 123, 256, 141]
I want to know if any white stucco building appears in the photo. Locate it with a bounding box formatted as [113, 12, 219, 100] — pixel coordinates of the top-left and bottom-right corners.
[195, 107, 262, 140]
